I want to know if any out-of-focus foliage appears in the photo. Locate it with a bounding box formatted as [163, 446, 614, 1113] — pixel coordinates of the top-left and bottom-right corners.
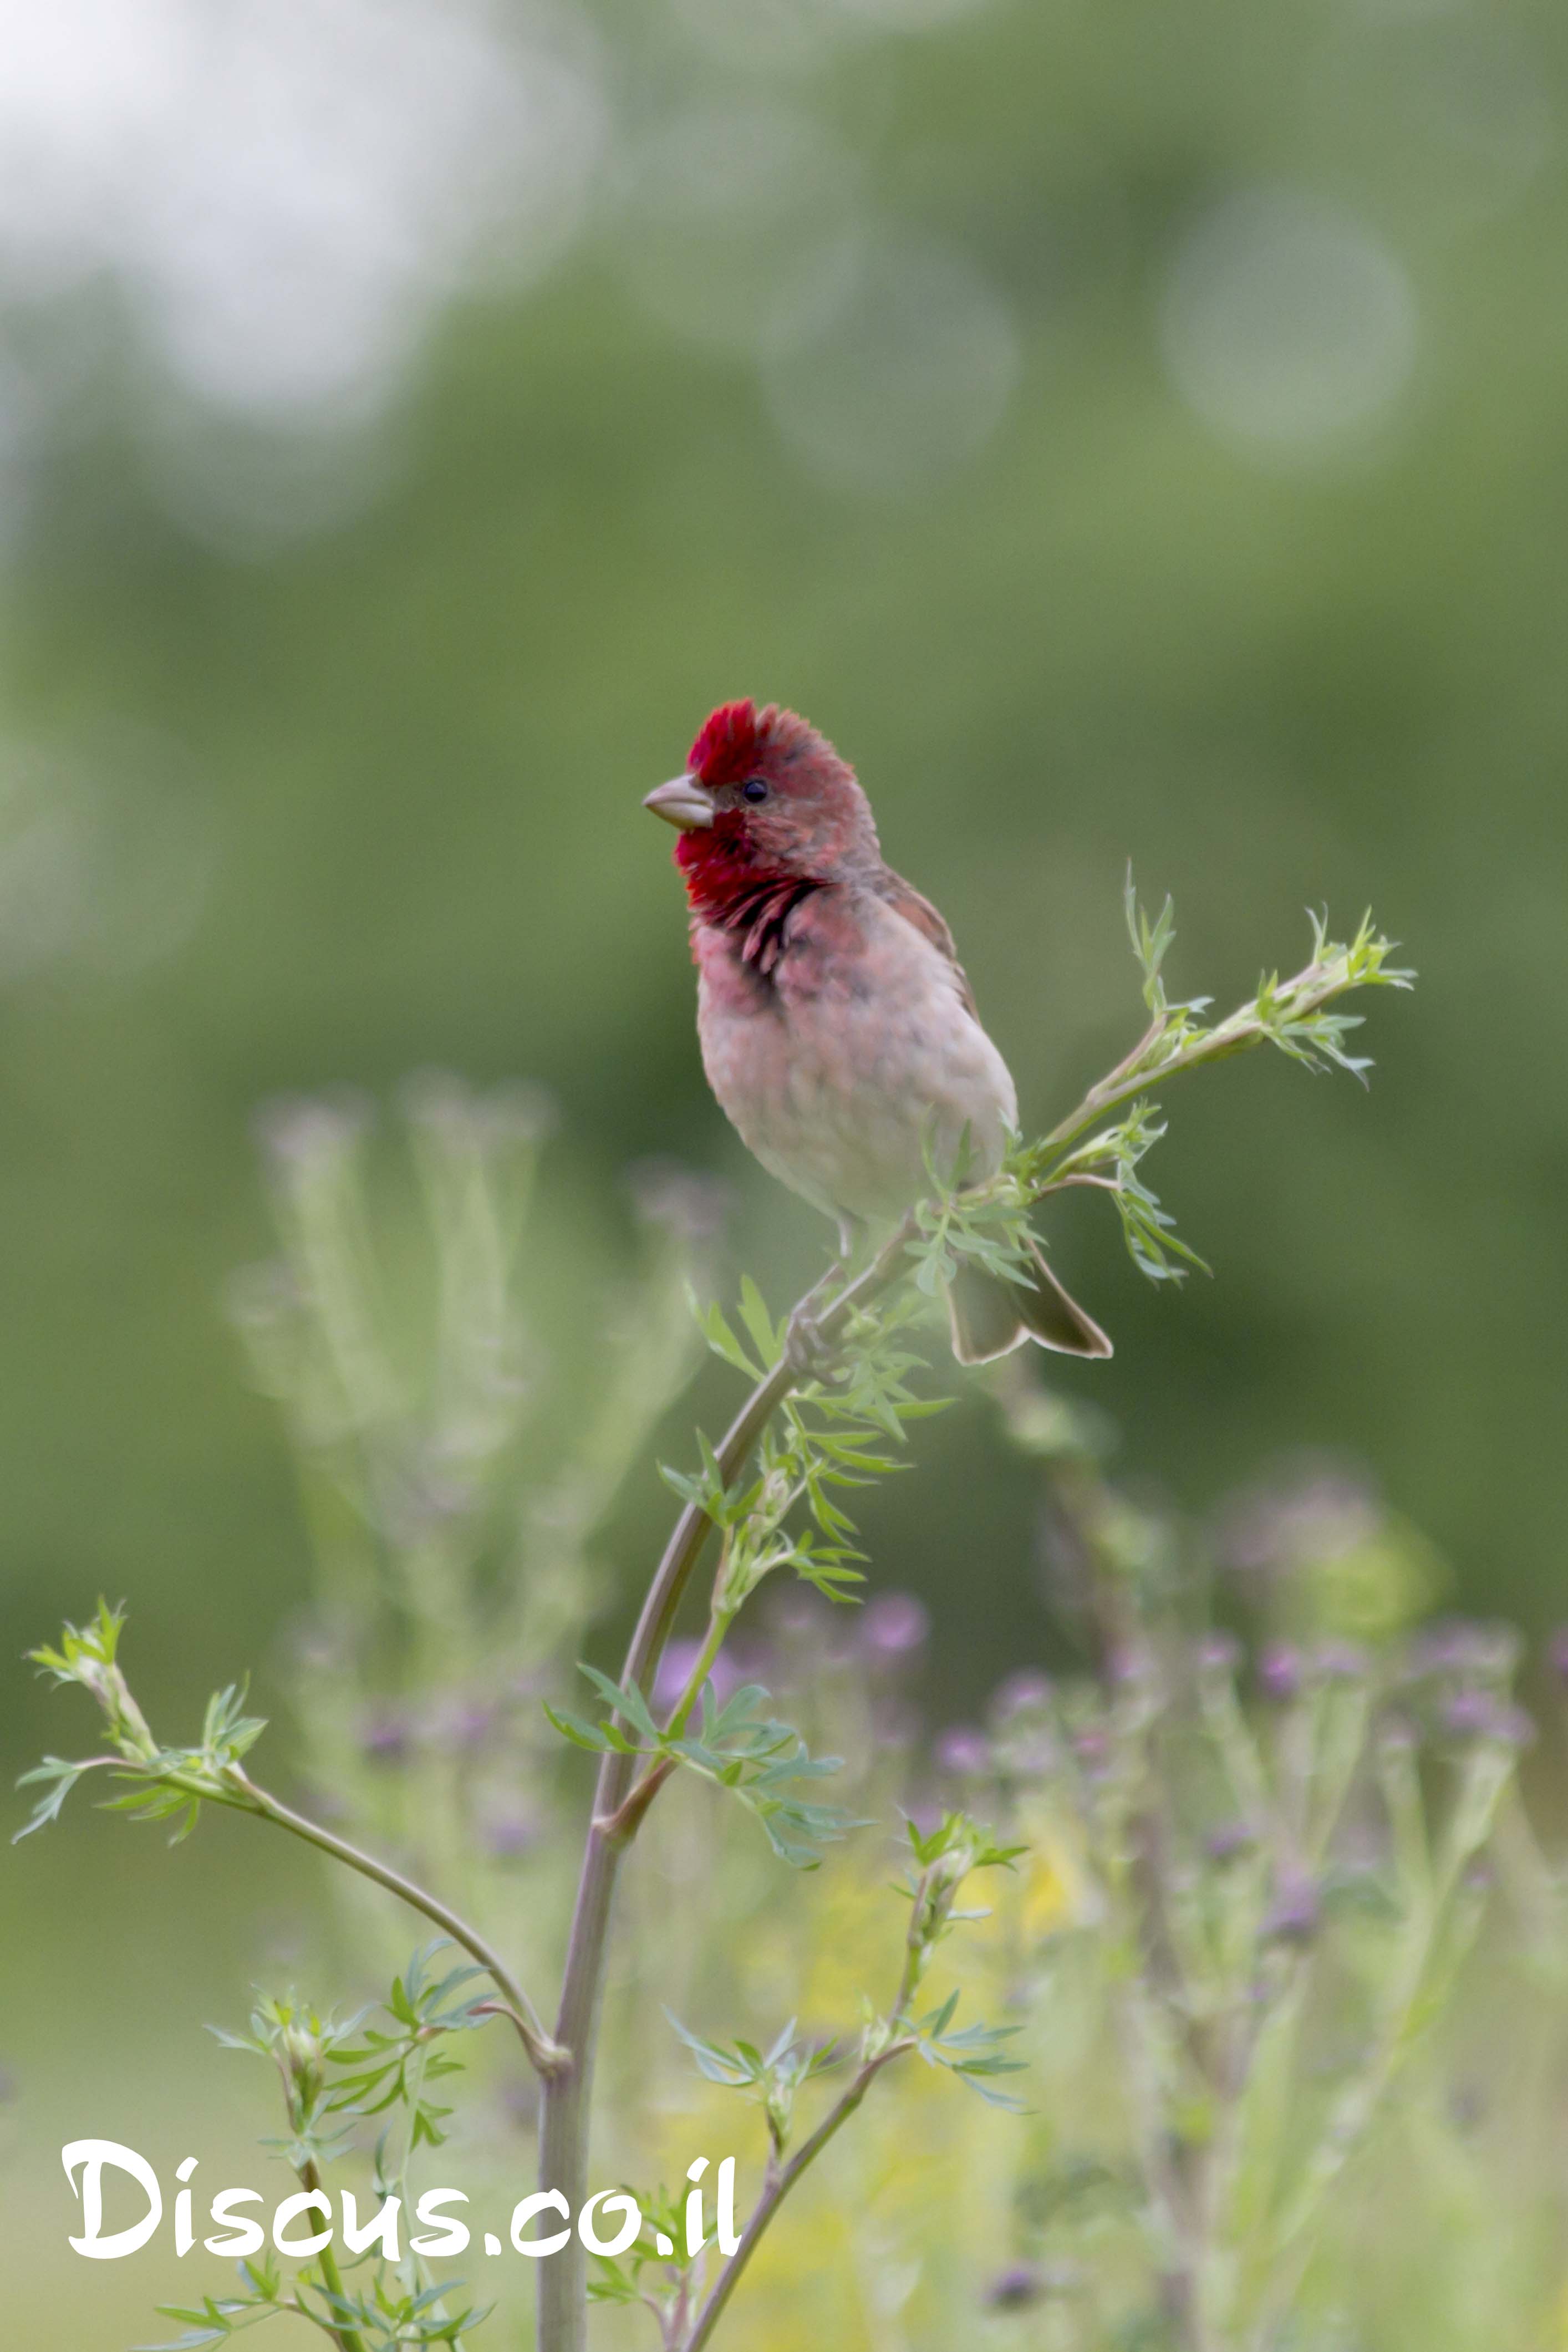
[0, 0, 1565, 1678]
[21, 1088, 1568, 2352]
[3, 0, 1567, 2340]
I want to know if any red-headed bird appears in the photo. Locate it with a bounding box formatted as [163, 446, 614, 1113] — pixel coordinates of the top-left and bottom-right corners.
[644, 699, 1111, 1366]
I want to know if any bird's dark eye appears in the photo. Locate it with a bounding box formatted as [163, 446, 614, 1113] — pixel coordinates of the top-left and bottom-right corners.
[741, 777, 769, 803]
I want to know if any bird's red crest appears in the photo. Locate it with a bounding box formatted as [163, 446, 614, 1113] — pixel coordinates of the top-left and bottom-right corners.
[688, 699, 772, 790]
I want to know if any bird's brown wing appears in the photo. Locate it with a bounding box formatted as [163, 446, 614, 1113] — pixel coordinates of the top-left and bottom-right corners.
[875, 868, 981, 1022]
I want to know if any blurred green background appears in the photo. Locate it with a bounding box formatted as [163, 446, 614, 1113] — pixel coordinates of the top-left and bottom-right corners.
[2, 0, 1566, 2336]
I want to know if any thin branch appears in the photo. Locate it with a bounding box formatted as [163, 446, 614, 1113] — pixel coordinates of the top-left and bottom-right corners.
[679, 1864, 934, 2351]
[227, 1769, 566, 2076]
[679, 2042, 913, 2352]
[594, 1754, 677, 1846]
[536, 1224, 915, 2351]
[1035, 947, 1392, 1164]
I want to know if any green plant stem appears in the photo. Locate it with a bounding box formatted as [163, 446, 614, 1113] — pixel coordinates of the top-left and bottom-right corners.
[664, 1603, 735, 1740]
[1034, 944, 1383, 1166]
[680, 1871, 931, 2352]
[225, 1769, 564, 2074]
[678, 2039, 913, 2352]
[297, 2157, 366, 2352]
[536, 1224, 915, 2352]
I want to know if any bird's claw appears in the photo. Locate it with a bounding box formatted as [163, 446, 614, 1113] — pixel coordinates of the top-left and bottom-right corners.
[784, 1306, 833, 1380]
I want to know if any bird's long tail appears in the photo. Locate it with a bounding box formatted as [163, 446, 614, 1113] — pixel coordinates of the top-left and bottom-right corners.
[946, 1235, 1112, 1367]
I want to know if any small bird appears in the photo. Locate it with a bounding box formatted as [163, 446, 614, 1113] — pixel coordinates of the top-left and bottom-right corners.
[644, 699, 1111, 1366]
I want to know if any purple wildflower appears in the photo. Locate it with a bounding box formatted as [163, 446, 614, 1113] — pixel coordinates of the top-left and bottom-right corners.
[935, 1726, 991, 1778]
[481, 1813, 539, 1860]
[1263, 1869, 1320, 1944]
[991, 1668, 1055, 1721]
[1441, 1688, 1499, 1740]
[1312, 1638, 1369, 1682]
[985, 2267, 1044, 2311]
[359, 1710, 411, 1764]
[861, 1592, 930, 1659]
[651, 1641, 750, 1714]
[1258, 1641, 1304, 1703]
[1107, 1642, 1157, 1691]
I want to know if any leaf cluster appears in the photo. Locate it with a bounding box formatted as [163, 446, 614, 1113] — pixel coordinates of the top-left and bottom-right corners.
[940, 889, 1414, 1299]
[208, 1994, 364, 2175]
[548, 1667, 866, 1867]
[666, 2013, 841, 2158]
[17, 1604, 268, 1847]
[301, 2273, 489, 2351]
[585, 2184, 695, 2323]
[685, 1282, 944, 1610]
[140, 2255, 290, 2350]
[907, 1988, 1027, 2111]
[324, 1944, 493, 2154]
[899, 1809, 1026, 1957]
[213, 1947, 493, 2167]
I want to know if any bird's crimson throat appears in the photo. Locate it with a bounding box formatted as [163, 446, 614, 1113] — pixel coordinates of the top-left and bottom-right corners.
[675, 826, 819, 977]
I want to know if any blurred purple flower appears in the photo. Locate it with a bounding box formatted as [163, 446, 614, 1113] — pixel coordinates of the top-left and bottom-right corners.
[1195, 1631, 1242, 1676]
[1258, 1641, 1304, 1703]
[1450, 1695, 1535, 1749]
[1407, 1618, 1519, 1682]
[1547, 1627, 1568, 1687]
[481, 1812, 539, 1860]
[1216, 1457, 1381, 1581]
[1441, 1688, 1499, 1740]
[934, 1725, 991, 1777]
[1263, 1869, 1320, 1944]
[360, 1710, 411, 1764]
[1312, 1638, 1370, 1683]
[1205, 1820, 1258, 1864]
[991, 1668, 1054, 1721]
[861, 1591, 930, 1660]
[1107, 1642, 1158, 1691]
[437, 1700, 495, 1752]
[651, 1641, 762, 1714]
[984, 2267, 1044, 2311]
[1495, 1703, 1542, 1759]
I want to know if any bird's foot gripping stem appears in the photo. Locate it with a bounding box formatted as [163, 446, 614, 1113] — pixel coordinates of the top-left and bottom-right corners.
[783, 1309, 831, 1380]
[783, 1261, 845, 1381]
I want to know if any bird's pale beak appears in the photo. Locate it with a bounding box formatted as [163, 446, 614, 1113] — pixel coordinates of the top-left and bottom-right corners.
[643, 774, 714, 831]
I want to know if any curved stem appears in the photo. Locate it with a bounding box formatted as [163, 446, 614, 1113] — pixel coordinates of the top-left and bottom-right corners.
[536, 1223, 915, 2352]
[227, 1771, 564, 2075]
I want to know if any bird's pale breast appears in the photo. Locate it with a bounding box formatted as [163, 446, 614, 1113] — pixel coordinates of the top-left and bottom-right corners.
[694, 884, 1017, 1226]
